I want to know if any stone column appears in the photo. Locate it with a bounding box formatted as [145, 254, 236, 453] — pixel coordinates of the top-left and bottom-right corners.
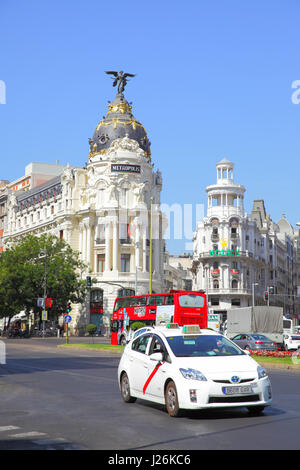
[105, 220, 111, 272]
[142, 226, 147, 273]
[82, 223, 87, 261]
[113, 218, 118, 271]
[86, 223, 91, 267]
[135, 222, 141, 270]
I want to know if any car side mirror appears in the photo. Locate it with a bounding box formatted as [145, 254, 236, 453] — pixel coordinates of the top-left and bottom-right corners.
[150, 352, 163, 362]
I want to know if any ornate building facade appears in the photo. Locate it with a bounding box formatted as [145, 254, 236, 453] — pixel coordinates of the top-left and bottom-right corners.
[3, 85, 165, 333]
[192, 158, 300, 325]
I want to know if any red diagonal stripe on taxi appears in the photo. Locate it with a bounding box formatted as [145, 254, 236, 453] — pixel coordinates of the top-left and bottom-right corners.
[143, 362, 165, 395]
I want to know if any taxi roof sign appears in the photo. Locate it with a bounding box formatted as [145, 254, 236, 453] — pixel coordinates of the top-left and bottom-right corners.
[182, 325, 201, 334]
[166, 323, 179, 329]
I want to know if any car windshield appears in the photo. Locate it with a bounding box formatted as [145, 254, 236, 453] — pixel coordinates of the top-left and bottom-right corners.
[178, 294, 204, 308]
[166, 334, 245, 357]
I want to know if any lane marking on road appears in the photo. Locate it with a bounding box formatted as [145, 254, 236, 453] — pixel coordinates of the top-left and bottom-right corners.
[0, 426, 20, 432]
[32, 438, 67, 445]
[10, 431, 47, 438]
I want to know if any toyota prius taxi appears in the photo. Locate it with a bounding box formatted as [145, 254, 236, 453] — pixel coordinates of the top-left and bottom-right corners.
[118, 324, 272, 417]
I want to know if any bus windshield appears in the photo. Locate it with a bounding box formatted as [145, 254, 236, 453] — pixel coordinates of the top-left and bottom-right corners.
[178, 294, 204, 308]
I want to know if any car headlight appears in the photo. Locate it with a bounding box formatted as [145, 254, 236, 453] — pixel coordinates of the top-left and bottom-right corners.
[257, 365, 268, 379]
[179, 368, 207, 381]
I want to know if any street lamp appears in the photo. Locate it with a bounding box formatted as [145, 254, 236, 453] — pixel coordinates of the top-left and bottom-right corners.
[252, 282, 258, 307]
[149, 197, 153, 294]
[39, 250, 48, 337]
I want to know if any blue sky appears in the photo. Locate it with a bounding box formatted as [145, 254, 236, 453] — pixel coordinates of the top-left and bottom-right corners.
[0, 0, 300, 254]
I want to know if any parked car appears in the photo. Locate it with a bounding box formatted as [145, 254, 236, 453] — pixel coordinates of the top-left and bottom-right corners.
[283, 334, 300, 351]
[231, 334, 277, 351]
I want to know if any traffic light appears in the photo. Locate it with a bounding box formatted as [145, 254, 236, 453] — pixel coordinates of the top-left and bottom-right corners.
[86, 276, 92, 287]
[45, 298, 53, 308]
[264, 291, 268, 302]
[67, 302, 71, 313]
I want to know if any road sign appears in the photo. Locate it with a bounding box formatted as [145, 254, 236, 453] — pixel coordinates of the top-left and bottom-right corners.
[42, 310, 48, 321]
[37, 298, 45, 308]
[64, 315, 72, 324]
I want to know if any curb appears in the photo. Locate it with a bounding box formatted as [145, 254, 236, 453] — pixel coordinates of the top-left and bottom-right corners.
[257, 361, 300, 371]
[57, 344, 123, 354]
[56, 345, 300, 370]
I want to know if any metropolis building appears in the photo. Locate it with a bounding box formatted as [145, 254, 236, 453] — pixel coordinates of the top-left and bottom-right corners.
[3, 78, 165, 333]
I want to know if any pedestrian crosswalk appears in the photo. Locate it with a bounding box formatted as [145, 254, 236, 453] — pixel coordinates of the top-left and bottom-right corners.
[0, 425, 84, 450]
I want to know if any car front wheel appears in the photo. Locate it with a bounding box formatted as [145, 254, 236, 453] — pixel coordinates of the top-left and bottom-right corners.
[120, 372, 136, 403]
[165, 381, 181, 417]
[247, 405, 265, 415]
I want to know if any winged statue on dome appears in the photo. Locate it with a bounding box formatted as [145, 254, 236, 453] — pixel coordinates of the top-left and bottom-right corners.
[105, 70, 135, 94]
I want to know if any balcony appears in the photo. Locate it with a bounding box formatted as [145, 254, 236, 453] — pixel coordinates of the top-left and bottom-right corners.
[211, 269, 220, 276]
[211, 233, 219, 242]
[207, 288, 251, 295]
[120, 238, 132, 245]
[230, 232, 239, 239]
[230, 269, 240, 275]
[95, 238, 105, 245]
[198, 250, 253, 259]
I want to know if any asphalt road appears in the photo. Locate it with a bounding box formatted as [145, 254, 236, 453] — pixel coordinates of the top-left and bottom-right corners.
[0, 337, 300, 453]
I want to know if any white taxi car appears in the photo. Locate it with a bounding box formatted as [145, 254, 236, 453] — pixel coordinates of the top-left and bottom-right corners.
[118, 324, 272, 417]
[283, 334, 300, 351]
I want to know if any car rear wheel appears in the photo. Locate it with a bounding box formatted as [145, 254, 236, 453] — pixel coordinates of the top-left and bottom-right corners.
[165, 381, 181, 417]
[120, 372, 136, 403]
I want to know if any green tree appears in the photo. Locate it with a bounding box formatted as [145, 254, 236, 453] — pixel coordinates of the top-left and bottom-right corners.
[0, 234, 88, 326]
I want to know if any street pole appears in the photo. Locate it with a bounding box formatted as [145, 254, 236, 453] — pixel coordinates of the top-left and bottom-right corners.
[40, 250, 48, 338]
[149, 197, 153, 294]
[252, 283, 258, 308]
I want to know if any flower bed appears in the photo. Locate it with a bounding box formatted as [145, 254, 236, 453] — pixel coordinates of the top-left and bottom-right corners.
[249, 349, 300, 358]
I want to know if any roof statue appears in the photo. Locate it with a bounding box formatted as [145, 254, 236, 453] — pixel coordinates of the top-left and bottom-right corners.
[105, 70, 135, 94]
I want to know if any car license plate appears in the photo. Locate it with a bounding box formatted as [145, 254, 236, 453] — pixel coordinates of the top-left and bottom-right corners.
[222, 385, 253, 395]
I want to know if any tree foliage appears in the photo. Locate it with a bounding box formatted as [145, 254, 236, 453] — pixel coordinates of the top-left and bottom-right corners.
[0, 234, 88, 323]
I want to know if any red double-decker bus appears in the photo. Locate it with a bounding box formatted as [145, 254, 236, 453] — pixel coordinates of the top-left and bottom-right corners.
[110, 290, 207, 345]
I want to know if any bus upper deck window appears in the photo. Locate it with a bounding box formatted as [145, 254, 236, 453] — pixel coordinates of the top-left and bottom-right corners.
[138, 297, 146, 306]
[165, 295, 174, 305]
[156, 296, 164, 306]
[122, 298, 130, 307]
[147, 296, 156, 306]
[130, 297, 138, 306]
[114, 299, 122, 311]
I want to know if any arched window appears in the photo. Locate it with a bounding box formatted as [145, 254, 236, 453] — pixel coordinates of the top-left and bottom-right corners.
[231, 279, 238, 289]
[117, 288, 135, 297]
[213, 279, 219, 289]
[90, 289, 103, 305]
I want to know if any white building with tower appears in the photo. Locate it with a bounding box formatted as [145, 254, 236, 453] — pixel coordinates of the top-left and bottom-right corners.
[192, 158, 276, 325]
[3, 76, 165, 333]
